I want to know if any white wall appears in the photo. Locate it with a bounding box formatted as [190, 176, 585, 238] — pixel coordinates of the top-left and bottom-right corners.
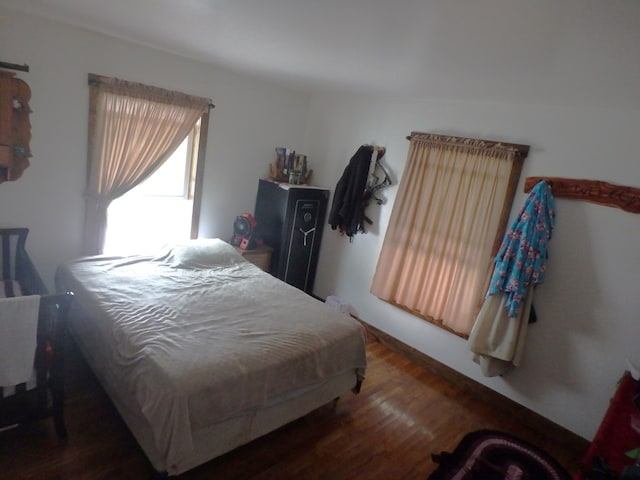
[2, 4, 638, 442]
[0, 7, 310, 287]
[301, 2, 640, 441]
[304, 91, 639, 439]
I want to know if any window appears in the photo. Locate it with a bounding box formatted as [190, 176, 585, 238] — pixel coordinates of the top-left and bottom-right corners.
[83, 74, 211, 256]
[370, 132, 528, 336]
[103, 122, 202, 255]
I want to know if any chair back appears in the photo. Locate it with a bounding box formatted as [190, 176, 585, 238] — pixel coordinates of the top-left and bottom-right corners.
[0, 228, 47, 294]
[0, 228, 28, 282]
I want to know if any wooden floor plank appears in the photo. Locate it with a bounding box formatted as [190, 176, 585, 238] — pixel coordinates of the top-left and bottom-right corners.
[0, 338, 587, 479]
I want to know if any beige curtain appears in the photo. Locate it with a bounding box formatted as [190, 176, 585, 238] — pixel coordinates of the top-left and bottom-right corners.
[83, 75, 210, 255]
[370, 133, 526, 335]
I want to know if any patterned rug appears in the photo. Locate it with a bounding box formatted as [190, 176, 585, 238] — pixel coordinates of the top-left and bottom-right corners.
[428, 430, 571, 480]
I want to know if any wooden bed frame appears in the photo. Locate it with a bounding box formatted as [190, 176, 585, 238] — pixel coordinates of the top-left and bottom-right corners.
[0, 228, 73, 437]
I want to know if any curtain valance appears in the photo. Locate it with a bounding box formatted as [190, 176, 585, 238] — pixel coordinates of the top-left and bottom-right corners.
[407, 132, 529, 159]
[88, 74, 212, 110]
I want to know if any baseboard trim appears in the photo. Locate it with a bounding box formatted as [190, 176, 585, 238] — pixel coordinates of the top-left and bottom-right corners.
[360, 320, 588, 447]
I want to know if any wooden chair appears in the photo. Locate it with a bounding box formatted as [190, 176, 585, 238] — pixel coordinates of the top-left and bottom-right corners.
[0, 228, 73, 438]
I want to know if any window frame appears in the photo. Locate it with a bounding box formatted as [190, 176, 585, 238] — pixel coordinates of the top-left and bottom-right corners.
[189, 109, 209, 239]
[371, 132, 528, 337]
[84, 73, 212, 255]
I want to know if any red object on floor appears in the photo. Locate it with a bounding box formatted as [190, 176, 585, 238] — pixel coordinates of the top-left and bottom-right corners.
[575, 372, 640, 479]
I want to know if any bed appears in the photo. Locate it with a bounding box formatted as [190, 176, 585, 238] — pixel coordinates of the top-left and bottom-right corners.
[55, 238, 367, 476]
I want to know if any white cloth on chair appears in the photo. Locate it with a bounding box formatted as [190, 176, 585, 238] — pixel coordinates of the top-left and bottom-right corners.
[0, 295, 41, 387]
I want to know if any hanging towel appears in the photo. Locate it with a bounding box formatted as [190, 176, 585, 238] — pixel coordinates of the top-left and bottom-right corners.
[469, 181, 555, 376]
[0, 295, 41, 387]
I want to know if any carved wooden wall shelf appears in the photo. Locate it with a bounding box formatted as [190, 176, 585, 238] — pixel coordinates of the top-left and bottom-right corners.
[0, 68, 32, 184]
[524, 177, 640, 214]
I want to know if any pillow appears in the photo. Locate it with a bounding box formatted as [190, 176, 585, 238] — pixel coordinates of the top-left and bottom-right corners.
[157, 238, 243, 269]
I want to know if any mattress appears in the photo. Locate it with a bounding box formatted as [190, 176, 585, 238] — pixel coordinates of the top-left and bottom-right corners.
[56, 239, 367, 473]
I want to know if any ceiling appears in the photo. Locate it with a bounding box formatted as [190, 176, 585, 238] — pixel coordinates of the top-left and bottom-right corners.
[1, 0, 639, 105]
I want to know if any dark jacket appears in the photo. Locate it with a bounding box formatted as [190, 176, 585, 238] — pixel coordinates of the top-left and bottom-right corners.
[328, 145, 372, 237]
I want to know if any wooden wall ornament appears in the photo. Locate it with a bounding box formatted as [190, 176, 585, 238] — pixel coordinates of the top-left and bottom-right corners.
[525, 177, 640, 214]
[0, 68, 32, 184]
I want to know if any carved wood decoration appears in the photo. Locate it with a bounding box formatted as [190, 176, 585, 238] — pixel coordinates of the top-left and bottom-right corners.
[525, 177, 640, 214]
[0, 69, 32, 184]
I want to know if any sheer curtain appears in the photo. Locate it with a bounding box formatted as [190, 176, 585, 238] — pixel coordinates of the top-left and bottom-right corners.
[83, 74, 211, 256]
[370, 133, 527, 335]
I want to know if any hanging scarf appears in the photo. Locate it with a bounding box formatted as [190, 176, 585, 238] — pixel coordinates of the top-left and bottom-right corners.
[488, 181, 555, 317]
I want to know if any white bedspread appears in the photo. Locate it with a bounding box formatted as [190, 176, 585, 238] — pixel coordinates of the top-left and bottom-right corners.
[56, 240, 366, 470]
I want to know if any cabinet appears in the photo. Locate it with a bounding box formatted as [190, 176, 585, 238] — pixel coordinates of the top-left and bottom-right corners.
[234, 245, 273, 272]
[0, 70, 32, 183]
[254, 178, 329, 294]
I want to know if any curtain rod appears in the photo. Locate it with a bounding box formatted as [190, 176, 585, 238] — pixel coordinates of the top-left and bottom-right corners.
[88, 73, 214, 109]
[0, 61, 29, 72]
[406, 132, 529, 157]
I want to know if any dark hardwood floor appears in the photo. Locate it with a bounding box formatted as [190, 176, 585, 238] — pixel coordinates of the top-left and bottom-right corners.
[0, 337, 588, 479]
